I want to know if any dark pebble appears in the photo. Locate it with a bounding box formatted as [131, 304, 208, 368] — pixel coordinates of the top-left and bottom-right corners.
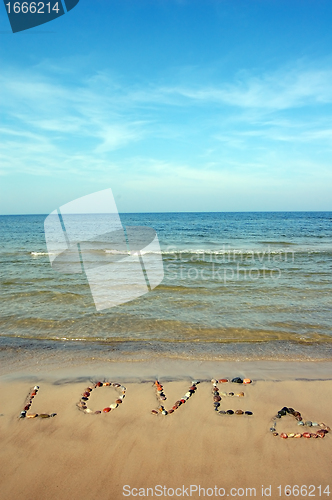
[226, 410, 234, 415]
[231, 377, 243, 384]
[219, 410, 226, 414]
[245, 411, 253, 415]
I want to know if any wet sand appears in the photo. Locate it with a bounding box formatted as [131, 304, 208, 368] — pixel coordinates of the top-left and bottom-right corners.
[0, 358, 331, 500]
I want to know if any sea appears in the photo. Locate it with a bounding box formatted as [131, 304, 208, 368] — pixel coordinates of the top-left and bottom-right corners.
[1, 212, 332, 364]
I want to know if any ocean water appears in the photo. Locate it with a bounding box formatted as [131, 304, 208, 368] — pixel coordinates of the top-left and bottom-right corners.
[1, 212, 332, 361]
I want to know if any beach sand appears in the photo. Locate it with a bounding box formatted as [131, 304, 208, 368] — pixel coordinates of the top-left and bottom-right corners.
[0, 359, 331, 500]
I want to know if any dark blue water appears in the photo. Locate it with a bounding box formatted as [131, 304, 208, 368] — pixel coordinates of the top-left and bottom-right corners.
[1, 212, 332, 360]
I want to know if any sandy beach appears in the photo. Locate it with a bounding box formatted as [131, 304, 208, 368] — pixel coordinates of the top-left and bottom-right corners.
[0, 358, 331, 500]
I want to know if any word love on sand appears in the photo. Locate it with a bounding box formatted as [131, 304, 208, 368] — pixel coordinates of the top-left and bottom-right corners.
[14, 377, 330, 440]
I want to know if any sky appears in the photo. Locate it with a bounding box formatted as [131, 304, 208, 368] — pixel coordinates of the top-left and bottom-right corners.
[1, 0, 332, 214]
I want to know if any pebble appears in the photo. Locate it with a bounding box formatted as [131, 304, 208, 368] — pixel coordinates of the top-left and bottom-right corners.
[226, 410, 234, 415]
[110, 403, 118, 409]
[305, 421, 312, 427]
[151, 410, 158, 415]
[312, 422, 319, 427]
[192, 381, 199, 385]
[288, 433, 295, 438]
[96, 382, 103, 387]
[219, 379, 228, 383]
[213, 396, 221, 402]
[273, 432, 278, 436]
[219, 410, 226, 414]
[297, 421, 304, 426]
[237, 392, 245, 397]
[26, 413, 38, 418]
[33, 386, 39, 391]
[162, 410, 167, 415]
[302, 432, 311, 438]
[294, 433, 302, 438]
[168, 409, 174, 414]
[280, 433, 288, 439]
[103, 382, 111, 386]
[85, 409, 93, 414]
[189, 386, 196, 392]
[185, 392, 191, 398]
[39, 414, 50, 418]
[245, 411, 253, 415]
[231, 377, 243, 384]
[95, 411, 101, 414]
[243, 379, 251, 384]
[115, 399, 122, 404]
[220, 392, 227, 397]
[235, 410, 244, 415]
[103, 407, 111, 413]
[50, 413, 57, 417]
[211, 379, 217, 384]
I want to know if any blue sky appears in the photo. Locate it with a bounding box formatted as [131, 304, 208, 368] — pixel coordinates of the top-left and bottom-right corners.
[1, 0, 332, 214]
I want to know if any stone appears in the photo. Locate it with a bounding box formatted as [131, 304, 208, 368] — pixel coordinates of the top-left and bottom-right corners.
[50, 413, 57, 417]
[95, 411, 101, 414]
[151, 410, 158, 415]
[245, 411, 253, 415]
[312, 422, 319, 427]
[273, 432, 278, 436]
[96, 382, 103, 387]
[185, 392, 192, 398]
[213, 396, 221, 402]
[214, 402, 220, 408]
[39, 414, 50, 418]
[231, 377, 243, 384]
[115, 399, 122, 404]
[83, 392, 90, 398]
[85, 409, 93, 414]
[280, 433, 288, 439]
[226, 410, 234, 415]
[103, 382, 111, 386]
[113, 383, 121, 388]
[302, 432, 311, 438]
[110, 403, 118, 409]
[82, 397, 89, 401]
[162, 410, 167, 415]
[228, 392, 234, 396]
[305, 421, 312, 427]
[33, 386, 39, 391]
[297, 421, 304, 426]
[24, 405, 30, 411]
[311, 433, 318, 438]
[180, 399, 186, 404]
[237, 392, 245, 397]
[219, 379, 228, 383]
[243, 378, 251, 384]
[26, 413, 38, 418]
[294, 433, 302, 438]
[218, 410, 226, 414]
[192, 380, 199, 385]
[211, 379, 217, 384]
[235, 410, 244, 415]
[189, 386, 196, 391]
[168, 409, 174, 414]
[103, 407, 111, 412]
[278, 409, 287, 416]
[288, 433, 295, 438]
